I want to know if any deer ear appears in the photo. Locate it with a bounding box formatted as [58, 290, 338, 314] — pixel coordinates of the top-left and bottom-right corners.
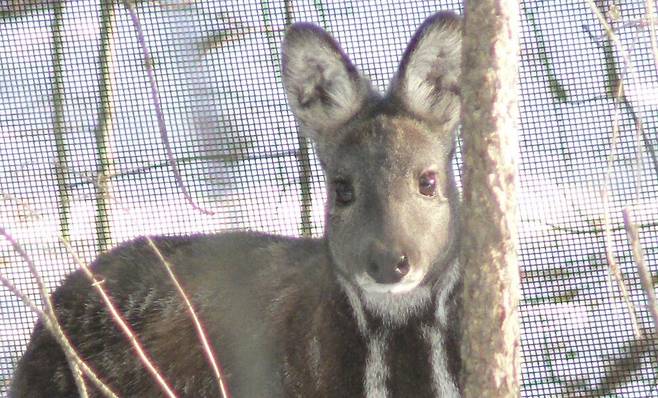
[389, 11, 462, 128]
[282, 23, 371, 138]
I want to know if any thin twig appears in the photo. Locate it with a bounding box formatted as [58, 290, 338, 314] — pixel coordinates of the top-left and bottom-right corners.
[3, 201, 175, 396]
[0, 227, 88, 397]
[71, 363, 89, 398]
[146, 237, 232, 398]
[0, 229, 56, 317]
[587, 1, 658, 182]
[586, 0, 644, 339]
[522, 216, 658, 236]
[60, 238, 179, 398]
[586, 0, 634, 68]
[0, 272, 118, 397]
[622, 208, 658, 340]
[587, 5, 658, 392]
[645, 0, 658, 74]
[600, 93, 643, 338]
[621, 99, 658, 183]
[0, 231, 117, 398]
[121, 0, 214, 216]
[150, 0, 195, 10]
[590, 14, 658, 46]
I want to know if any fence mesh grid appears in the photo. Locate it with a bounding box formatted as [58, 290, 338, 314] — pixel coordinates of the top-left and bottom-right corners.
[1, 0, 658, 396]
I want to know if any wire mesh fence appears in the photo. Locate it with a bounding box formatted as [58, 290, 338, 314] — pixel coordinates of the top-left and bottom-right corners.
[0, 0, 657, 396]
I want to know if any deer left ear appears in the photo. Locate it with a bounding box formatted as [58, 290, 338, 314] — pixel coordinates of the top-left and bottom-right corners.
[282, 23, 372, 139]
[389, 11, 462, 128]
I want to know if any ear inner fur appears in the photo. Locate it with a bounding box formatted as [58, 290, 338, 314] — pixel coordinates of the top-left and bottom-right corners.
[388, 11, 462, 128]
[281, 23, 372, 138]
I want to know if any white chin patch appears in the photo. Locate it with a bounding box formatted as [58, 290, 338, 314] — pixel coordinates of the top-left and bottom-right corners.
[355, 271, 424, 294]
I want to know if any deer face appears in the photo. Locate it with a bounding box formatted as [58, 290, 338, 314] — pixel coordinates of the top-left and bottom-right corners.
[282, 12, 461, 305]
[322, 112, 459, 294]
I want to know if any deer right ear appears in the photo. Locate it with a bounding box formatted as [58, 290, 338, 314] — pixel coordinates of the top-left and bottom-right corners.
[282, 23, 371, 138]
[389, 11, 462, 129]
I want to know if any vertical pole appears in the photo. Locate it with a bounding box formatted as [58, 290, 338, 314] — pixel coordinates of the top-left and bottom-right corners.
[460, 1, 521, 397]
[53, 0, 70, 241]
[284, 0, 314, 238]
[95, 0, 116, 253]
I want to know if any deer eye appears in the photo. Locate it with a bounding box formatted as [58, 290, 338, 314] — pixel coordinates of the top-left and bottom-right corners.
[418, 171, 437, 197]
[333, 179, 354, 206]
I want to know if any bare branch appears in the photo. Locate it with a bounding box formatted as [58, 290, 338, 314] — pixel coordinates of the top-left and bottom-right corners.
[623, 208, 658, 340]
[645, 0, 658, 73]
[60, 238, 179, 398]
[0, 229, 117, 398]
[121, 0, 214, 216]
[146, 237, 232, 398]
[586, 0, 635, 68]
[586, 2, 658, 180]
[586, 0, 644, 339]
[0, 227, 88, 396]
[0, 272, 119, 397]
[585, 4, 658, 395]
[602, 190, 643, 338]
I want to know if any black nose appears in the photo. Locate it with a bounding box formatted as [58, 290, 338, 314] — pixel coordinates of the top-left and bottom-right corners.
[367, 255, 411, 284]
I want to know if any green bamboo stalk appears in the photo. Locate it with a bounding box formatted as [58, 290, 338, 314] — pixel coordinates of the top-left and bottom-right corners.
[524, 6, 569, 102]
[261, 0, 314, 237]
[285, 0, 314, 238]
[601, 35, 621, 99]
[523, 4, 576, 186]
[52, 0, 70, 241]
[294, 135, 314, 237]
[94, 0, 116, 253]
[313, 0, 327, 28]
[593, 0, 621, 98]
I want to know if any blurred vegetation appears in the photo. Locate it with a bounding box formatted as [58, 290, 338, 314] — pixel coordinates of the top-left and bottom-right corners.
[523, 5, 569, 103]
[0, 0, 63, 20]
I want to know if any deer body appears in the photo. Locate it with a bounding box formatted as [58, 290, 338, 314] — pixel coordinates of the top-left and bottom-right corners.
[11, 11, 463, 398]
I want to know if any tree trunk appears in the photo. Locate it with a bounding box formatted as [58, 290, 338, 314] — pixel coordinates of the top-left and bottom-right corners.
[459, 1, 521, 397]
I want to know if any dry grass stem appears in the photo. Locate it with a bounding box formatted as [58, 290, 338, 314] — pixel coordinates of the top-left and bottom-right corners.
[645, 0, 658, 73]
[1, 227, 89, 397]
[601, 194, 642, 338]
[71, 363, 89, 398]
[61, 238, 179, 398]
[586, 1, 642, 338]
[587, 3, 658, 390]
[599, 82, 643, 338]
[587, 0, 634, 67]
[622, 208, 658, 340]
[150, 0, 195, 10]
[0, 273, 116, 397]
[146, 237, 232, 398]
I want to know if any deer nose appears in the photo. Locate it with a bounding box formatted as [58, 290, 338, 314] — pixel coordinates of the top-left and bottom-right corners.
[367, 254, 411, 284]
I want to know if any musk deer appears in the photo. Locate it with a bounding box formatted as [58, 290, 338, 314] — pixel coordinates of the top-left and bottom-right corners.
[11, 10, 463, 398]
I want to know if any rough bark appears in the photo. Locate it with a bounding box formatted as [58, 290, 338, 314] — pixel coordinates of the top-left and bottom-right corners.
[459, 1, 521, 397]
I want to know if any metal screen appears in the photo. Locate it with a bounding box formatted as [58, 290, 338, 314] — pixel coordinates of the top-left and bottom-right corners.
[1, 0, 657, 396]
